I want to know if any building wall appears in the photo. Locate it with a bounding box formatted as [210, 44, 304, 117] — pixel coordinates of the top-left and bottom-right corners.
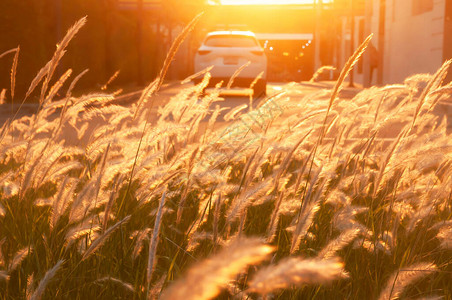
[336, 1, 380, 86]
[368, 0, 381, 86]
[344, 16, 366, 85]
[382, 0, 445, 83]
[444, 0, 452, 82]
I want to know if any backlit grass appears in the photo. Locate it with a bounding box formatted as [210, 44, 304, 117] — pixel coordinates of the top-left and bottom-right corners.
[0, 17, 451, 300]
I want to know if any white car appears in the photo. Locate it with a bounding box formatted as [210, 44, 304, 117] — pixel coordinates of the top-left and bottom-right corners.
[194, 31, 267, 97]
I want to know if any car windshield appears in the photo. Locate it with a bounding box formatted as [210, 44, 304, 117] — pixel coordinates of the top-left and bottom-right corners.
[204, 35, 258, 47]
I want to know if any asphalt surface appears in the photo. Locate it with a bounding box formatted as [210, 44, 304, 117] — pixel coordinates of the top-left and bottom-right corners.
[0, 81, 353, 127]
[2, 81, 450, 146]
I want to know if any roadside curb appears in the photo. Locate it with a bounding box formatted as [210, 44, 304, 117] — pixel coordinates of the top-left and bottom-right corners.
[299, 80, 364, 91]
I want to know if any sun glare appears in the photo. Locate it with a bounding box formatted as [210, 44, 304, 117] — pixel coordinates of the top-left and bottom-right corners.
[219, 0, 331, 5]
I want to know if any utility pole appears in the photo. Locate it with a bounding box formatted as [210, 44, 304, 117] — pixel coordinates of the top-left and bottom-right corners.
[314, 0, 323, 73]
[105, 0, 113, 79]
[167, 8, 173, 79]
[348, 0, 355, 87]
[54, 0, 63, 76]
[137, 0, 144, 86]
[152, 15, 162, 78]
[377, 0, 386, 85]
[362, 0, 372, 87]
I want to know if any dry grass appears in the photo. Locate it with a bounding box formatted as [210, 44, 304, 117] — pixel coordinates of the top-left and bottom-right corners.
[247, 257, 346, 297]
[0, 17, 451, 299]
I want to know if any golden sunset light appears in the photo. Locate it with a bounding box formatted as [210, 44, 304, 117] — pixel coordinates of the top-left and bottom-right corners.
[1, 1, 452, 299]
[219, 0, 332, 4]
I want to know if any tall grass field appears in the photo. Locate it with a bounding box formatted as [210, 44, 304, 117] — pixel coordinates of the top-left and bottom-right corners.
[1, 17, 451, 300]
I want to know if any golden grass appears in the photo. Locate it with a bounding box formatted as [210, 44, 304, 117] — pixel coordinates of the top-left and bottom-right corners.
[161, 238, 273, 300]
[10, 46, 19, 101]
[0, 17, 451, 299]
[248, 257, 345, 296]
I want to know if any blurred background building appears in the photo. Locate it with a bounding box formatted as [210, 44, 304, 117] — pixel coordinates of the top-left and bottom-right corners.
[336, 0, 452, 86]
[0, 0, 451, 100]
[373, 0, 452, 85]
[0, 0, 209, 97]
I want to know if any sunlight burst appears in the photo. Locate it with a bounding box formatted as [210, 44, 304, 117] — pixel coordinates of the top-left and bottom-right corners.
[219, 0, 332, 5]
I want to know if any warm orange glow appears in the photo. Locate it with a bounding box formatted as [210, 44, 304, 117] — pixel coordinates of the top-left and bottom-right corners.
[219, 0, 332, 5]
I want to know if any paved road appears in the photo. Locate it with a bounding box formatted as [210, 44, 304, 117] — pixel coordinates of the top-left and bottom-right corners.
[112, 81, 362, 122]
[2, 81, 450, 147]
[1, 81, 351, 127]
[1, 82, 329, 146]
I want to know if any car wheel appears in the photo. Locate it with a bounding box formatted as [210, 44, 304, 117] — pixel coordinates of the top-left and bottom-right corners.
[253, 79, 267, 98]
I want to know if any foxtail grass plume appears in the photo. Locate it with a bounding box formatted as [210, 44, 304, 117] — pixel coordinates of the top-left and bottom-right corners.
[39, 16, 87, 104]
[224, 103, 248, 121]
[0, 89, 6, 105]
[43, 69, 72, 106]
[10, 46, 19, 101]
[0, 48, 18, 59]
[101, 70, 120, 91]
[437, 225, 452, 249]
[66, 68, 89, 98]
[95, 277, 134, 293]
[156, 12, 203, 92]
[378, 262, 437, 300]
[24, 61, 51, 101]
[310, 65, 336, 83]
[411, 59, 452, 129]
[181, 65, 213, 84]
[29, 260, 64, 300]
[290, 200, 321, 254]
[146, 192, 166, 298]
[248, 257, 346, 296]
[318, 228, 362, 259]
[227, 61, 251, 89]
[321, 34, 373, 142]
[0, 270, 9, 281]
[81, 215, 130, 261]
[161, 238, 273, 300]
[9, 246, 33, 272]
